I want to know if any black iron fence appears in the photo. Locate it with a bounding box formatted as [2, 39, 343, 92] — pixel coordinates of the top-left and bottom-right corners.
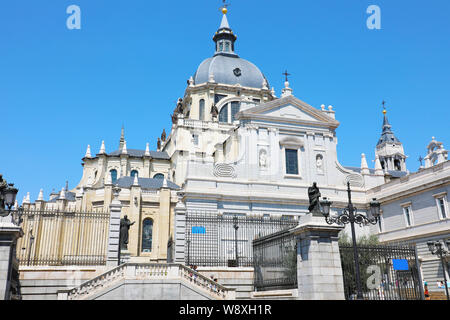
[253, 229, 297, 291]
[17, 209, 110, 266]
[185, 211, 298, 267]
[339, 244, 423, 300]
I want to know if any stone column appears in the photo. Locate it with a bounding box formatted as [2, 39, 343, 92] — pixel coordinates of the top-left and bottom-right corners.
[173, 193, 187, 264]
[106, 187, 122, 267]
[291, 213, 345, 300]
[0, 214, 23, 300]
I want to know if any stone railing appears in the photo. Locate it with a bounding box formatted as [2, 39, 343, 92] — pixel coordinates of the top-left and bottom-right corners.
[180, 118, 210, 130]
[178, 118, 235, 131]
[57, 263, 235, 300]
[58, 263, 126, 300]
[179, 264, 234, 299]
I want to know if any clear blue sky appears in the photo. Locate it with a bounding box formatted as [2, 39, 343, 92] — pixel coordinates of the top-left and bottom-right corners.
[1, 0, 449, 202]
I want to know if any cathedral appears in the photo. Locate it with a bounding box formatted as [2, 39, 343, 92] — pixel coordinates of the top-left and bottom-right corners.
[13, 7, 449, 300]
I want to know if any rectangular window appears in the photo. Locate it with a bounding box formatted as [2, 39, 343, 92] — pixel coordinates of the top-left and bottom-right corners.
[285, 149, 299, 175]
[403, 206, 412, 227]
[192, 134, 199, 146]
[438, 197, 447, 219]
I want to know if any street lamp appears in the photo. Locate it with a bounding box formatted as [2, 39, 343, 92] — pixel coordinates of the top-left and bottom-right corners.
[319, 182, 381, 300]
[0, 174, 19, 216]
[427, 240, 450, 300]
[233, 215, 239, 267]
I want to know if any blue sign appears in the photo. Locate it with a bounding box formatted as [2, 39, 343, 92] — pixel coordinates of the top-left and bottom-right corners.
[191, 226, 206, 234]
[392, 259, 409, 271]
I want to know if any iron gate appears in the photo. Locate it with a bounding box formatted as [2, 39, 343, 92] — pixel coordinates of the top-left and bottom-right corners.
[339, 244, 423, 300]
[185, 211, 298, 267]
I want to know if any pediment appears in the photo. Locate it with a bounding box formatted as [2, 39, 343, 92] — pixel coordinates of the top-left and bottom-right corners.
[238, 95, 339, 128]
[261, 104, 318, 121]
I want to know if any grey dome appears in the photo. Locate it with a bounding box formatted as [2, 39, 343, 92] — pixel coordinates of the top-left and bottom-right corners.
[193, 54, 267, 89]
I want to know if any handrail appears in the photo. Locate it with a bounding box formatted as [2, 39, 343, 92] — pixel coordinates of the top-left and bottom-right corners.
[61, 263, 234, 300]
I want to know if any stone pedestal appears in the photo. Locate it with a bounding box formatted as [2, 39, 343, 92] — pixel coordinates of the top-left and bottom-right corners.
[120, 249, 131, 264]
[0, 215, 24, 300]
[292, 213, 345, 300]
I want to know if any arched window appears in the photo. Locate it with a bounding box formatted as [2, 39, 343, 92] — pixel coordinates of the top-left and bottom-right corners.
[219, 104, 228, 123]
[218, 101, 241, 123]
[110, 169, 118, 184]
[394, 159, 401, 171]
[131, 170, 139, 178]
[199, 99, 205, 121]
[230, 101, 240, 122]
[142, 219, 153, 252]
[153, 173, 164, 179]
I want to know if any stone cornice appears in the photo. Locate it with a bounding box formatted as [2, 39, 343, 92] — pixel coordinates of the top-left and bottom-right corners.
[367, 162, 450, 204]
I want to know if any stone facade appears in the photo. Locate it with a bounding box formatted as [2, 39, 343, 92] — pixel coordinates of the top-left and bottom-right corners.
[367, 142, 450, 293]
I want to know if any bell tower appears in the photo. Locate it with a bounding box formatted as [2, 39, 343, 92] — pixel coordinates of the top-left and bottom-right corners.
[375, 103, 407, 172]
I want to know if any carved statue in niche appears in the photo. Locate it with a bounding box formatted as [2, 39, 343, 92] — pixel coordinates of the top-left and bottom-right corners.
[259, 150, 268, 168]
[316, 155, 323, 173]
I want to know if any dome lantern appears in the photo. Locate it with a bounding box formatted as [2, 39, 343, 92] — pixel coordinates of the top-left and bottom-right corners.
[213, 8, 238, 57]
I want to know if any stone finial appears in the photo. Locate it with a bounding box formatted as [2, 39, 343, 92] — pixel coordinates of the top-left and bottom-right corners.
[188, 76, 194, 87]
[328, 105, 333, 111]
[85, 145, 92, 158]
[262, 78, 269, 90]
[271, 87, 276, 98]
[208, 73, 215, 83]
[24, 192, 31, 204]
[21, 196, 26, 205]
[162, 177, 168, 189]
[133, 174, 139, 187]
[321, 104, 326, 111]
[122, 140, 128, 155]
[14, 200, 18, 210]
[145, 143, 150, 157]
[59, 187, 66, 200]
[374, 155, 384, 176]
[99, 140, 106, 154]
[281, 81, 293, 98]
[37, 189, 44, 201]
[360, 153, 369, 175]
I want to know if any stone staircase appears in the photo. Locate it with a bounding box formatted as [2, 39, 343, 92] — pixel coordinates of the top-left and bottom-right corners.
[57, 263, 236, 300]
[429, 291, 448, 300]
